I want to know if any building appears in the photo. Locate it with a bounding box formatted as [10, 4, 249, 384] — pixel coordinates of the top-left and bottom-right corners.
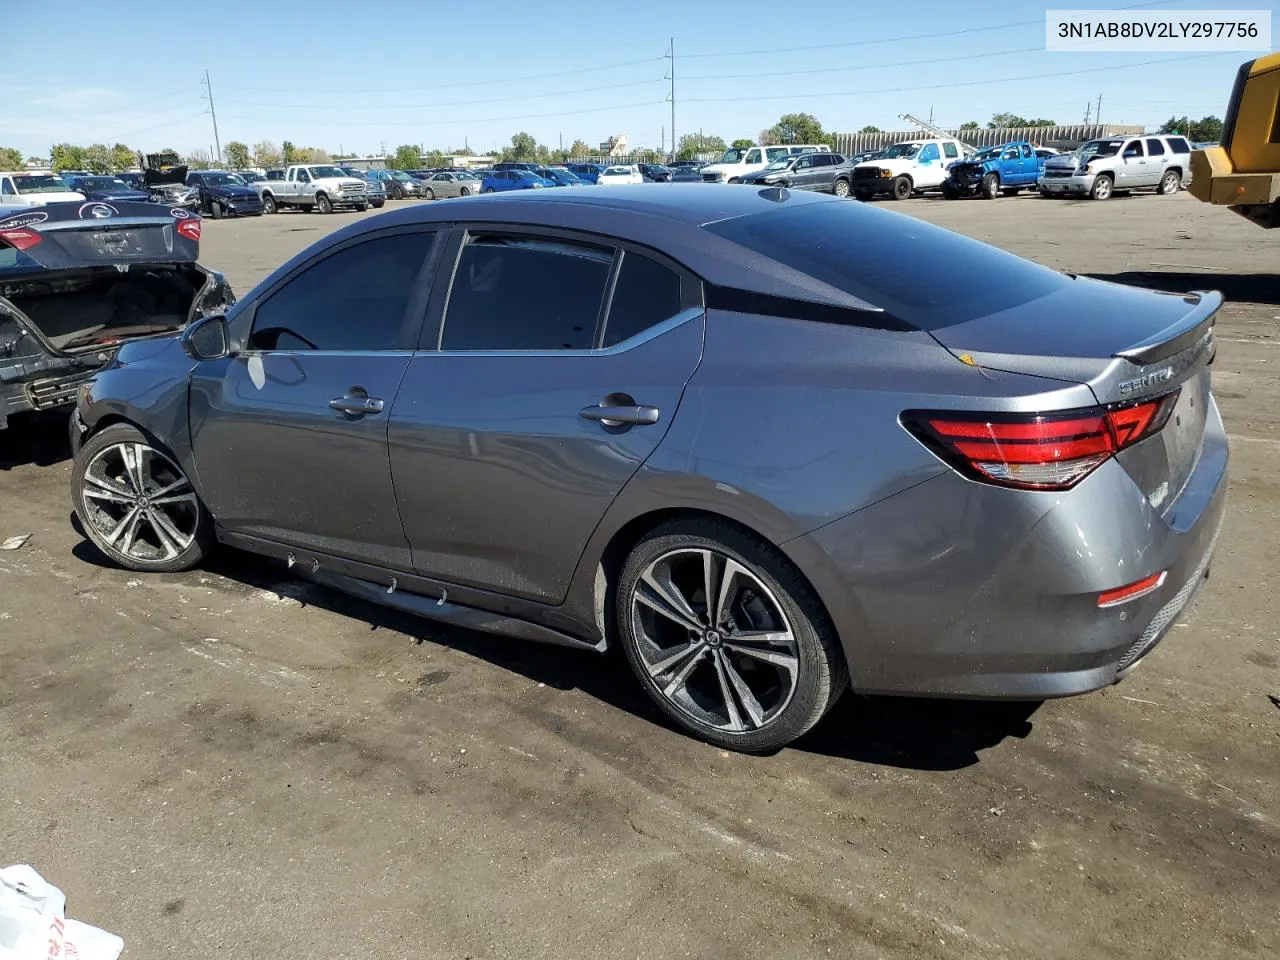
[598, 135, 629, 158]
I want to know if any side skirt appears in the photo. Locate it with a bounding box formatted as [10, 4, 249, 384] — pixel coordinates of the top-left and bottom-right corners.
[215, 527, 606, 653]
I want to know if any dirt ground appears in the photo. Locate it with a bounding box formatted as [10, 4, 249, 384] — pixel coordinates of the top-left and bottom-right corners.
[1, 191, 1277, 960]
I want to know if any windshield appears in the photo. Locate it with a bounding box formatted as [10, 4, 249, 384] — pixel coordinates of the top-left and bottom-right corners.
[201, 173, 242, 186]
[1077, 140, 1122, 157]
[603, 167, 632, 175]
[718, 148, 749, 163]
[878, 143, 922, 159]
[14, 175, 70, 194]
[78, 177, 130, 191]
[389, 170, 413, 181]
[762, 158, 793, 172]
[306, 165, 346, 179]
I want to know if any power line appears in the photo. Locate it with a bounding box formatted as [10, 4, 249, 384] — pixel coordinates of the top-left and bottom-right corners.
[678, 0, 1172, 58]
[216, 56, 666, 95]
[202, 71, 222, 164]
[26, 85, 202, 127]
[684, 52, 1237, 104]
[215, 76, 663, 112]
[218, 98, 669, 128]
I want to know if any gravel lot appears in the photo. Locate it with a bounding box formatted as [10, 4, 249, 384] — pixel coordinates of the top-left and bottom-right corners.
[2, 192, 1277, 960]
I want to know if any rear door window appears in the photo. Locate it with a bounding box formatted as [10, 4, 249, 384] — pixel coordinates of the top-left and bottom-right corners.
[602, 252, 685, 348]
[1167, 137, 1191, 153]
[1146, 138, 1166, 156]
[441, 235, 613, 351]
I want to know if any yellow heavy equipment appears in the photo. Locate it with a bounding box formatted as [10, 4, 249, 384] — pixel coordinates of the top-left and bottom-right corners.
[1189, 52, 1280, 227]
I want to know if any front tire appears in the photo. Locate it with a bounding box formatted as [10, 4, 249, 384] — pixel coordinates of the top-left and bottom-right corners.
[371, 199, 385, 208]
[210, 200, 225, 219]
[1159, 169, 1181, 195]
[71, 424, 212, 574]
[355, 203, 368, 212]
[316, 193, 333, 214]
[941, 180, 960, 200]
[459, 187, 471, 196]
[890, 175, 912, 201]
[1090, 175, 1113, 200]
[424, 187, 435, 200]
[980, 173, 1000, 199]
[615, 518, 847, 753]
[832, 178, 851, 199]
[482, 187, 495, 194]
[261, 193, 277, 214]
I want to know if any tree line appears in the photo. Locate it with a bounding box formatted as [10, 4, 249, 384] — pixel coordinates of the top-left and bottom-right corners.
[4, 111, 1222, 177]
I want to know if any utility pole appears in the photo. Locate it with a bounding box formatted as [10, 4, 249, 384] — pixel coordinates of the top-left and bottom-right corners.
[661, 125, 665, 154]
[666, 38, 675, 160]
[1096, 94, 1103, 128]
[201, 70, 222, 164]
[1083, 101, 1092, 125]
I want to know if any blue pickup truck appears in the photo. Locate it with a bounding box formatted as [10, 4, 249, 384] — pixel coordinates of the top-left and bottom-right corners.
[942, 142, 1047, 199]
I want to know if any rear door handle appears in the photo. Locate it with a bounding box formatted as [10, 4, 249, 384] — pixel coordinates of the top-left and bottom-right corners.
[579, 404, 660, 427]
[330, 390, 384, 416]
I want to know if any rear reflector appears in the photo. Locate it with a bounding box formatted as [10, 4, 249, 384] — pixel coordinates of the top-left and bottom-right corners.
[1098, 571, 1167, 608]
[176, 217, 201, 242]
[0, 227, 42, 251]
[903, 391, 1180, 491]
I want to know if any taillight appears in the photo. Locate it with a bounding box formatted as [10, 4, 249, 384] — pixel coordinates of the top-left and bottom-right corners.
[0, 228, 42, 251]
[903, 391, 1180, 491]
[176, 217, 201, 242]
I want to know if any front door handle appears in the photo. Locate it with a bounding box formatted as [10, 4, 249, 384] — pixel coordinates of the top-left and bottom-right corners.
[579, 403, 660, 427]
[330, 390, 384, 416]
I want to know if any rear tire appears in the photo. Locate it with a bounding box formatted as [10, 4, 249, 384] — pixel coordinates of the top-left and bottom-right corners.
[890, 175, 913, 201]
[615, 517, 848, 753]
[1090, 175, 1113, 200]
[424, 187, 435, 200]
[71, 423, 213, 574]
[1159, 169, 1181, 195]
[980, 173, 1000, 199]
[459, 187, 471, 196]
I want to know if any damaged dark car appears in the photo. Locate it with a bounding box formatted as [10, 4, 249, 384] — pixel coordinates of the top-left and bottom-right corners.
[0, 202, 233, 433]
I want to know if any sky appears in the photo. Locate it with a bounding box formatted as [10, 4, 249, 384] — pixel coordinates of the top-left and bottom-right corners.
[1, 0, 1271, 161]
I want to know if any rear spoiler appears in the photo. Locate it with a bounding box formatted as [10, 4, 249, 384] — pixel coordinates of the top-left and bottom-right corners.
[1113, 290, 1221, 365]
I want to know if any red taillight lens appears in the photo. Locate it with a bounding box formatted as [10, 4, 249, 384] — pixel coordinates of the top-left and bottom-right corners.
[176, 217, 201, 242]
[1098, 571, 1166, 608]
[904, 390, 1180, 491]
[0, 227, 42, 251]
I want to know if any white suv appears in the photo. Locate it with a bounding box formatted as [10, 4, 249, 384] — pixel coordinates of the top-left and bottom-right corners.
[702, 144, 830, 183]
[850, 139, 965, 201]
[1039, 135, 1192, 200]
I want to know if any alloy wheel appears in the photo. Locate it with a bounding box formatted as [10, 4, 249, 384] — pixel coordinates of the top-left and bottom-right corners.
[79, 442, 199, 565]
[630, 547, 799, 733]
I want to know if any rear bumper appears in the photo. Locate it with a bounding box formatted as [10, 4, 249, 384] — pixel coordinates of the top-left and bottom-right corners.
[1, 367, 98, 431]
[793, 396, 1230, 698]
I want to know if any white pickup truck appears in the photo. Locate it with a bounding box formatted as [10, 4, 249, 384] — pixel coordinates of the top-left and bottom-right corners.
[850, 139, 965, 200]
[255, 164, 369, 214]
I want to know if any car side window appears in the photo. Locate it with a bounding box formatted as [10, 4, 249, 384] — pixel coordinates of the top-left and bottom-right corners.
[746, 149, 762, 164]
[1123, 140, 1144, 158]
[1146, 138, 1166, 156]
[0, 177, 12, 195]
[602, 251, 684, 348]
[441, 235, 613, 351]
[1003, 148, 1018, 159]
[943, 142, 959, 158]
[1168, 137, 1191, 154]
[920, 144, 940, 162]
[794, 156, 812, 169]
[249, 232, 438, 352]
[1019, 144, 1033, 158]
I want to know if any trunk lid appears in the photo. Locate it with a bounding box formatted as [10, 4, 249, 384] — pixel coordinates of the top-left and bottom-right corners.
[929, 276, 1220, 514]
[0, 200, 199, 270]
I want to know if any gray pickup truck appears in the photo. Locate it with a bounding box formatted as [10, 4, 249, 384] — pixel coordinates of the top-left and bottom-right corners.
[254, 164, 369, 214]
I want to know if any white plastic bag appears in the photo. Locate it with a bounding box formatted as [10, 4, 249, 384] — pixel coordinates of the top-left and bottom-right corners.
[0, 866, 123, 960]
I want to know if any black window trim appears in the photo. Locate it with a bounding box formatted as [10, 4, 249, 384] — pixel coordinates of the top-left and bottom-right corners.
[422, 223, 705, 355]
[231, 225, 445, 356]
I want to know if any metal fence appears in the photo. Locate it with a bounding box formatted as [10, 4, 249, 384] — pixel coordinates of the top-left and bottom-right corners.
[831, 124, 1145, 155]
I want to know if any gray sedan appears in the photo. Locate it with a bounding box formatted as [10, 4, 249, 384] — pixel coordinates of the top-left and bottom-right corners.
[421, 172, 481, 199]
[67, 186, 1227, 753]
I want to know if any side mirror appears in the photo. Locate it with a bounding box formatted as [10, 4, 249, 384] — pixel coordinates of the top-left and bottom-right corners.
[181, 314, 229, 361]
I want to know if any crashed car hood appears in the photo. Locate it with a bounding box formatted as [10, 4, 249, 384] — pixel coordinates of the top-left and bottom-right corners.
[206, 185, 259, 200]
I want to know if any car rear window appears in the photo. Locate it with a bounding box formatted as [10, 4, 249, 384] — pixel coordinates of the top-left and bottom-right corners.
[704, 201, 1069, 331]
